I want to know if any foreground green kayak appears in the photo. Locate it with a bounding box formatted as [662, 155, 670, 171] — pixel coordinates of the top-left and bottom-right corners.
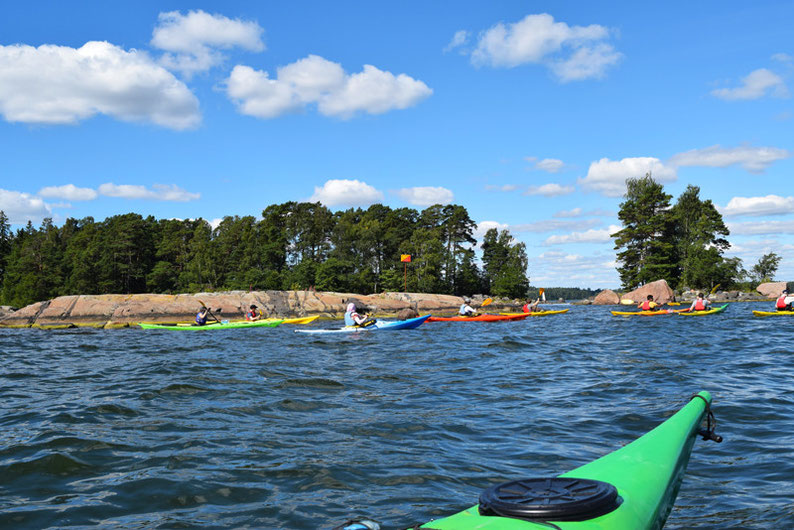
[413, 391, 719, 529]
[678, 304, 728, 316]
[139, 319, 283, 330]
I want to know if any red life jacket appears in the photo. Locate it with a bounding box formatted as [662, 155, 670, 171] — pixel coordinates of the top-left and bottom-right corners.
[777, 295, 788, 309]
[522, 303, 530, 313]
[694, 299, 706, 311]
[247, 310, 257, 320]
[641, 301, 652, 310]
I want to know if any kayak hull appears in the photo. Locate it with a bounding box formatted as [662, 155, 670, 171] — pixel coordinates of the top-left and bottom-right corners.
[294, 314, 430, 334]
[611, 309, 678, 317]
[500, 309, 570, 317]
[753, 310, 794, 316]
[678, 304, 728, 316]
[139, 319, 282, 330]
[428, 314, 528, 322]
[420, 392, 713, 529]
[263, 315, 320, 325]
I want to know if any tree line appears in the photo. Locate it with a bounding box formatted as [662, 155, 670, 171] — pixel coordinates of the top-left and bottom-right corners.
[612, 174, 781, 291]
[0, 203, 530, 308]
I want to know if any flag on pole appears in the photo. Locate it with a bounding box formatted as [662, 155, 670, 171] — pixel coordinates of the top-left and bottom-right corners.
[401, 254, 411, 262]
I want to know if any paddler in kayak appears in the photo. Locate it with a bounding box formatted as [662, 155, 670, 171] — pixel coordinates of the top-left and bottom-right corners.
[196, 306, 211, 325]
[776, 289, 794, 311]
[245, 304, 262, 321]
[687, 292, 711, 312]
[345, 302, 376, 327]
[639, 294, 661, 311]
[459, 297, 477, 317]
[522, 297, 541, 314]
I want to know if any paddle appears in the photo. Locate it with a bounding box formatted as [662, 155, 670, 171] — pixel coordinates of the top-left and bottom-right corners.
[197, 299, 222, 324]
[481, 298, 493, 307]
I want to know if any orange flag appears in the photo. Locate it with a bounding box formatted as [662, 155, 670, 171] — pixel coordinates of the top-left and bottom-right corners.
[400, 254, 411, 262]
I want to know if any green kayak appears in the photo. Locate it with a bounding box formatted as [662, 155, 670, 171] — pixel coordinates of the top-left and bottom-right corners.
[413, 391, 719, 529]
[139, 319, 283, 330]
[677, 304, 728, 316]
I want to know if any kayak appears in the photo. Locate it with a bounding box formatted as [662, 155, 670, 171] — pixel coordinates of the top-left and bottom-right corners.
[677, 304, 728, 316]
[413, 391, 719, 530]
[139, 319, 283, 330]
[500, 309, 570, 317]
[263, 315, 319, 325]
[294, 314, 430, 334]
[427, 314, 528, 322]
[610, 309, 681, 317]
[753, 310, 794, 317]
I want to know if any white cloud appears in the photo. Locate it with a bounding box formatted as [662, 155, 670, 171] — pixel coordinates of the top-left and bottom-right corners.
[444, 30, 469, 53]
[393, 186, 453, 206]
[728, 220, 794, 235]
[720, 195, 794, 217]
[226, 55, 432, 119]
[532, 250, 618, 288]
[38, 184, 98, 201]
[544, 224, 621, 245]
[578, 157, 677, 197]
[152, 10, 265, 77]
[553, 208, 613, 218]
[475, 220, 510, 239]
[534, 158, 565, 173]
[98, 183, 200, 201]
[309, 179, 384, 207]
[669, 145, 789, 173]
[525, 183, 574, 197]
[0, 189, 51, 224]
[711, 68, 788, 100]
[512, 219, 600, 233]
[485, 184, 520, 192]
[0, 42, 200, 129]
[771, 53, 793, 64]
[470, 13, 621, 81]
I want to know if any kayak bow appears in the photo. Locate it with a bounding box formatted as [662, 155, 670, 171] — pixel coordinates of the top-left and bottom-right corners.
[418, 391, 720, 529]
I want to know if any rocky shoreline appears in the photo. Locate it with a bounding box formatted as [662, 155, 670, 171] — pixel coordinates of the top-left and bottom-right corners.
[0, 291, 514, 329]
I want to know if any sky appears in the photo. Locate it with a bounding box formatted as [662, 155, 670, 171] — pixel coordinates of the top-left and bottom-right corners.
[1, 1, 793, 288]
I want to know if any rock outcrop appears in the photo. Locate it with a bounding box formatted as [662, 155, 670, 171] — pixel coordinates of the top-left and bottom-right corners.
[0, 291, 517, 329]
[592, 289, 620, 305]
[757, 282, 787, 298]
[620, 279, 675, 305]
[0, 306, 16, 319]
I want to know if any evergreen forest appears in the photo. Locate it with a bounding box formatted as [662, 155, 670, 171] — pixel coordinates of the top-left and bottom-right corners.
[0, 203, 530, 308]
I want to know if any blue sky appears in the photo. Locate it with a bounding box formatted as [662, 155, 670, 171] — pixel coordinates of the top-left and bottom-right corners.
[1, 2, 793, 288]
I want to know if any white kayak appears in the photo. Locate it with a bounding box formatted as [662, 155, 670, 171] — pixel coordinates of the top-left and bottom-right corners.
[295, 314, 430, 334]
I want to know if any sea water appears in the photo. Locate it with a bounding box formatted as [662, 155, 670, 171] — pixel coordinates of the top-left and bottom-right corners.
[1, 302, 792, 528]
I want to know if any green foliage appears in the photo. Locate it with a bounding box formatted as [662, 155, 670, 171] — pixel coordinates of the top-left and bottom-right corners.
[751, 252, 781, 283]
[481, 228, 529, 298]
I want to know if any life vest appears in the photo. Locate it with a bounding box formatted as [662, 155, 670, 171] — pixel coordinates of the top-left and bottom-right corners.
[641, 301, 652, 311]
[196, 311, 207, 325]
[694, 299, 706, 311]
[522, 303, 530, 313]
[246, 310, 257, 320]
[777, 295, 788, 309]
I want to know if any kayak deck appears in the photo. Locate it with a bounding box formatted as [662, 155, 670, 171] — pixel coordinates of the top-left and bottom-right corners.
[294, 314, 430, 333]
[500, 309, 570, 317]
[753, 310, 794, 316]
[139, 319, 283, 330]
[420, 392, 715, 529]
[611, 309, 679, 317]
[678, 304, 728, 316]
[428, 314, 528, 322]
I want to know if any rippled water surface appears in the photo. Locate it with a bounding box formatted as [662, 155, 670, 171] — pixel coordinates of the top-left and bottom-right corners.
[2, 303, 793, 529]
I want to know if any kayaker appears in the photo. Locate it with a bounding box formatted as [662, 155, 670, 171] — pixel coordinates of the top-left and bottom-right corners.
[246, 304, 262, 321]
[688, 293, 711, 312]
[459, 297, 477, 317]
[639, 294, 660, 311]
[345, 302, 376, 327]
[196, 307, 210, 326]
[522, 298, 540, 313]
[776, 289, 794, 311]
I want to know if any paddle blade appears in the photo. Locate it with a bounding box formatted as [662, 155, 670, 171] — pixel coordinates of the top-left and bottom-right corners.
[481, 298, 493, 307]
[620, 299, 635, 305]
[710, 283, 721, 295]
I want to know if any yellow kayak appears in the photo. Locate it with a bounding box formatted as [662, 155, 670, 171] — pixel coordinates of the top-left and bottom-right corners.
[263, 315, 319, 325]
[678, 304, 728, 316]
[753, 310, 794, 317]
[500, 309, 570, 317]
[611, 309, 681, 317]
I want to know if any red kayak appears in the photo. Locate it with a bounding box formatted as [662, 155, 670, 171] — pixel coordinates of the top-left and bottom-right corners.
[427, 314, 527, 322]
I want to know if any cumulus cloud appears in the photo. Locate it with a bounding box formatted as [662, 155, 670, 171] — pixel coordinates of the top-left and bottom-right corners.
[309, 179, 384, 207]
[477, 219, 599, 235]
[0, 41, 200, 129]
[771, 53, 793, 64]
[470, 13, 622, 81]
[728, 220, 794, 235]
[0, 189, 51, 223]
[553, 207, 613, 218]
[544, 224, 621, 245]
[444, 30, 470, 53]
[152, 10, 265, 77]
[485, 184, 520, 192]
[393, 186, 453, 206]
[711, 68, 788, 100]
[38, 184, 98, 201]
[720, 195, 794, 217]
[669, 145, 789, 173]
[524, 183, 574, 197]
[98, 183, 200, 201]
[475, 220, 510, 238]
[578, 157, 677, 197]
[533, 250, 618, 287]
[225, 55, 432, 119]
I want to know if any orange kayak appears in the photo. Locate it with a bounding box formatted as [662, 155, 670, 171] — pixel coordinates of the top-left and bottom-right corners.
[427, 314, 527, 322]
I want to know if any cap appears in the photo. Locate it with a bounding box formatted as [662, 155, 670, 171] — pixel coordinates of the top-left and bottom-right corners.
[250, 304, 258, 309]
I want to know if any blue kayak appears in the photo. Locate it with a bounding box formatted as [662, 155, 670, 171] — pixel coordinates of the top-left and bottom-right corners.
[294, 315, 430, 334]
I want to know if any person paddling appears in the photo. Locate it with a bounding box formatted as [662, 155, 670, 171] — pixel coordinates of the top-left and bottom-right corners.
[639, 295, 660, 311]
[345, 302, 376, 327]
[688, 292, 711, 312]
[196, 306, 210, 326]
[459, 297, 477, 317]
[246, 304, 262, 321]
[522, 298, 540, 314]
[776, 289, 794, 311]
